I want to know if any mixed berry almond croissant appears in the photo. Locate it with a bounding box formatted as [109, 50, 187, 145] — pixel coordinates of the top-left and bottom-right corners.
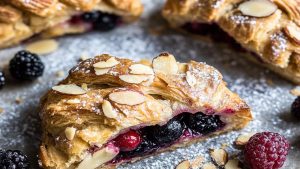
[39, 53, 252, 169]
[163, 0, 300, 84]
[0, 0, 143, 49]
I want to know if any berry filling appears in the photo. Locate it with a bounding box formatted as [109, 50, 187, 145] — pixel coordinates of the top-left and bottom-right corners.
[101, 112, 226, 164]
[68, 11, 121, 32]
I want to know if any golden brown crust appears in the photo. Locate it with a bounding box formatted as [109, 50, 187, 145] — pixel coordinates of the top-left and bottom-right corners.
[0, 0, 143, 49]
[39, 53, 251, 169]
[163, 0, 300, 84]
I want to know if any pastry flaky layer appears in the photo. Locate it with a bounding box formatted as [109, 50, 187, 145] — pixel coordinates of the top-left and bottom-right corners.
[0, 0, 143, 49]
[163, 0, 300, 84]
[39, 53, 252, 169]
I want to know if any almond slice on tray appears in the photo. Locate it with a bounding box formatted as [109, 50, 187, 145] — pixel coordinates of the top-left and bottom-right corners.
[176, 160, 191, 169]
[109, 90, 145, 105]
[210, 148, 228, 166]
[224, 159, 241, 169]
[25, 39, 58, 55]
[129, 64, 154, 75]
[152, 53, 178, 74]
[238, 0, 277, 18]
[234, 132, 255, 146]
[52, 84, 86, 95]
[93, 57, 120, 68]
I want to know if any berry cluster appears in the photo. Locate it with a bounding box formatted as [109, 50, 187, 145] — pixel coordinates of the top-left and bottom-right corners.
[0, 149, 29, 169]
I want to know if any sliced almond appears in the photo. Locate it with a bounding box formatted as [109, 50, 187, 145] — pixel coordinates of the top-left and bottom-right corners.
[152, 53, 178, 74]
[290, 86, 300, 96]
[109, 90, 145, 106]
[102, 100, 117, 118]
[210, 148, 228, 166]
[94, 68, 110, 75]
[235, 133, 255, 146]
[119, 75, 151, 84]
[93, 57, 119, 69]
[76, 146, 119, 169]
[186, 71, 197, 87]
[25, 39, 58, 54]
[129, 64, 154, 75]
[202, 162, 216, 169]
[238, 0, 277, 18]
[65, 127, 76, 140]
[52, 84, 86, 95]
[284, 24, 300, 45]
[224, 159, 241, 169]
[81, 83, 88, 91]
[176, 160, 190, 169]
[190, 155, 204, 169]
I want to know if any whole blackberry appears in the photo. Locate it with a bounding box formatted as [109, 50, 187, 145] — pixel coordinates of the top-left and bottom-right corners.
[244, 132, 290, 169]
[187, 112, 224, 135]
[93, 12, 119, 31]
[146, 118, 184, 145]
[9, 50, 44, 80]
[81, 11, 100, 22]
[0, 71, 5, 89]
[0, 149, 29, 169]
[291, 96, 300, 119]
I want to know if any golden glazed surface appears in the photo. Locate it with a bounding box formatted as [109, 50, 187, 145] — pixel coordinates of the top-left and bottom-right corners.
[40, 53, 251, 169]
[163, 0, 300, 84]
[0, 0, 143, 48]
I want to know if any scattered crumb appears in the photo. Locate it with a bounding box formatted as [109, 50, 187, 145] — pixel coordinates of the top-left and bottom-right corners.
[234, 132, 255, 146]
[221, 143, 229, 149]
[190, 155, 204, 169]
[202, 162, 216, 169]
[266, 78, 274, 86]
[224, 159, 241, 169]
[290, 86, 300, 96]
[79, 53, 90, 61]
[148, 25, 167, 35]
[210, 148, 228, 166]
[56, 70, 65, 78]
[15, 97, 23, 104]
[175, 160, 190, 169]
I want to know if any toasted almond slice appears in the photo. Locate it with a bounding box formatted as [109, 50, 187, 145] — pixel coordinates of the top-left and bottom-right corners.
[210, 148, 228, 166]
[25, 39, 58, 54]
[81, 83, 88, 91]
[238, 0, 277, 18]
[93, 57, 119, 68]
[94, 68, 110, 75]
[202, 162, 216, 169]
[190, 156, 204, 169]
[119, 75, 151, 84]
[129, 64, 154, 75]
[284, 24, 300, 45]
[109, 90, 145, 106]
[65, 127, 76, 140]
[76, 145, 119, 169]
[235, 132, 255, 146]
[102, 100, 117, 118]
[224, 159, 241, 169]
[152, 53, 178, 74]
[176, 160, 191, 169]
[186, 71, 197, 87]
[290, 86, 300, 96]
[52, 84, 86, 95]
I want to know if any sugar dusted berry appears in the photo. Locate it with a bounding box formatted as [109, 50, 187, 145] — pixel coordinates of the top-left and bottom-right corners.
[0, 149, 29, 169]
[244, 132, 290, 169]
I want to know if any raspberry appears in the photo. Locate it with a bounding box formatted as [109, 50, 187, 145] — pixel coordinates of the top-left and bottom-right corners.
[114, 130, 141, 151]
[0, 71, 5, 89]
[9, 50, 44, 81]
[291, 96, 300, 119]
[0, 149, 30, 169]
[244, 132, 290, 169]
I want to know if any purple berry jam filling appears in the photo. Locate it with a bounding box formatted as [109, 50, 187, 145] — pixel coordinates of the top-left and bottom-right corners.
[109, 112, 225, 164]
[68, 11, 121, 32]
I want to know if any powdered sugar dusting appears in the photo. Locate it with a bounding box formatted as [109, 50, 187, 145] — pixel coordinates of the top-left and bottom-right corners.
[270, 32, 288, 57]
[230, 15, 257, 25]
[0, 0, 298, 168]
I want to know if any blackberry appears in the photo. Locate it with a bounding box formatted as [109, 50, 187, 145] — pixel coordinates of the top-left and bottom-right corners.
[93, 12, 119, 31]
[146, 118, 184, 145]
[0, 71, 5, 89]
[0, 149, 29, 169]
[186, 112, 224, 135]
[291, 96, 300, 119]
[9, 50, 44, 80]
[81, 11, 100, 22]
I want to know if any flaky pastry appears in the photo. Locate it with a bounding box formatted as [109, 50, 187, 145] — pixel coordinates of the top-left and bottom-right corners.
[163, 0, 300, 84]
[0, 0, 143, 49]
[39, 53, 252, 169]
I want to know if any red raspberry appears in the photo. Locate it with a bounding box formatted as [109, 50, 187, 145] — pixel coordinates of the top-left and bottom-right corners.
[244, 132, 290, 169]
[114, 130, 141, 151]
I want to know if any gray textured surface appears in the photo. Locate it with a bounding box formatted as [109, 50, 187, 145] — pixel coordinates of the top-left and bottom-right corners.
[0, 0, 299, 168]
